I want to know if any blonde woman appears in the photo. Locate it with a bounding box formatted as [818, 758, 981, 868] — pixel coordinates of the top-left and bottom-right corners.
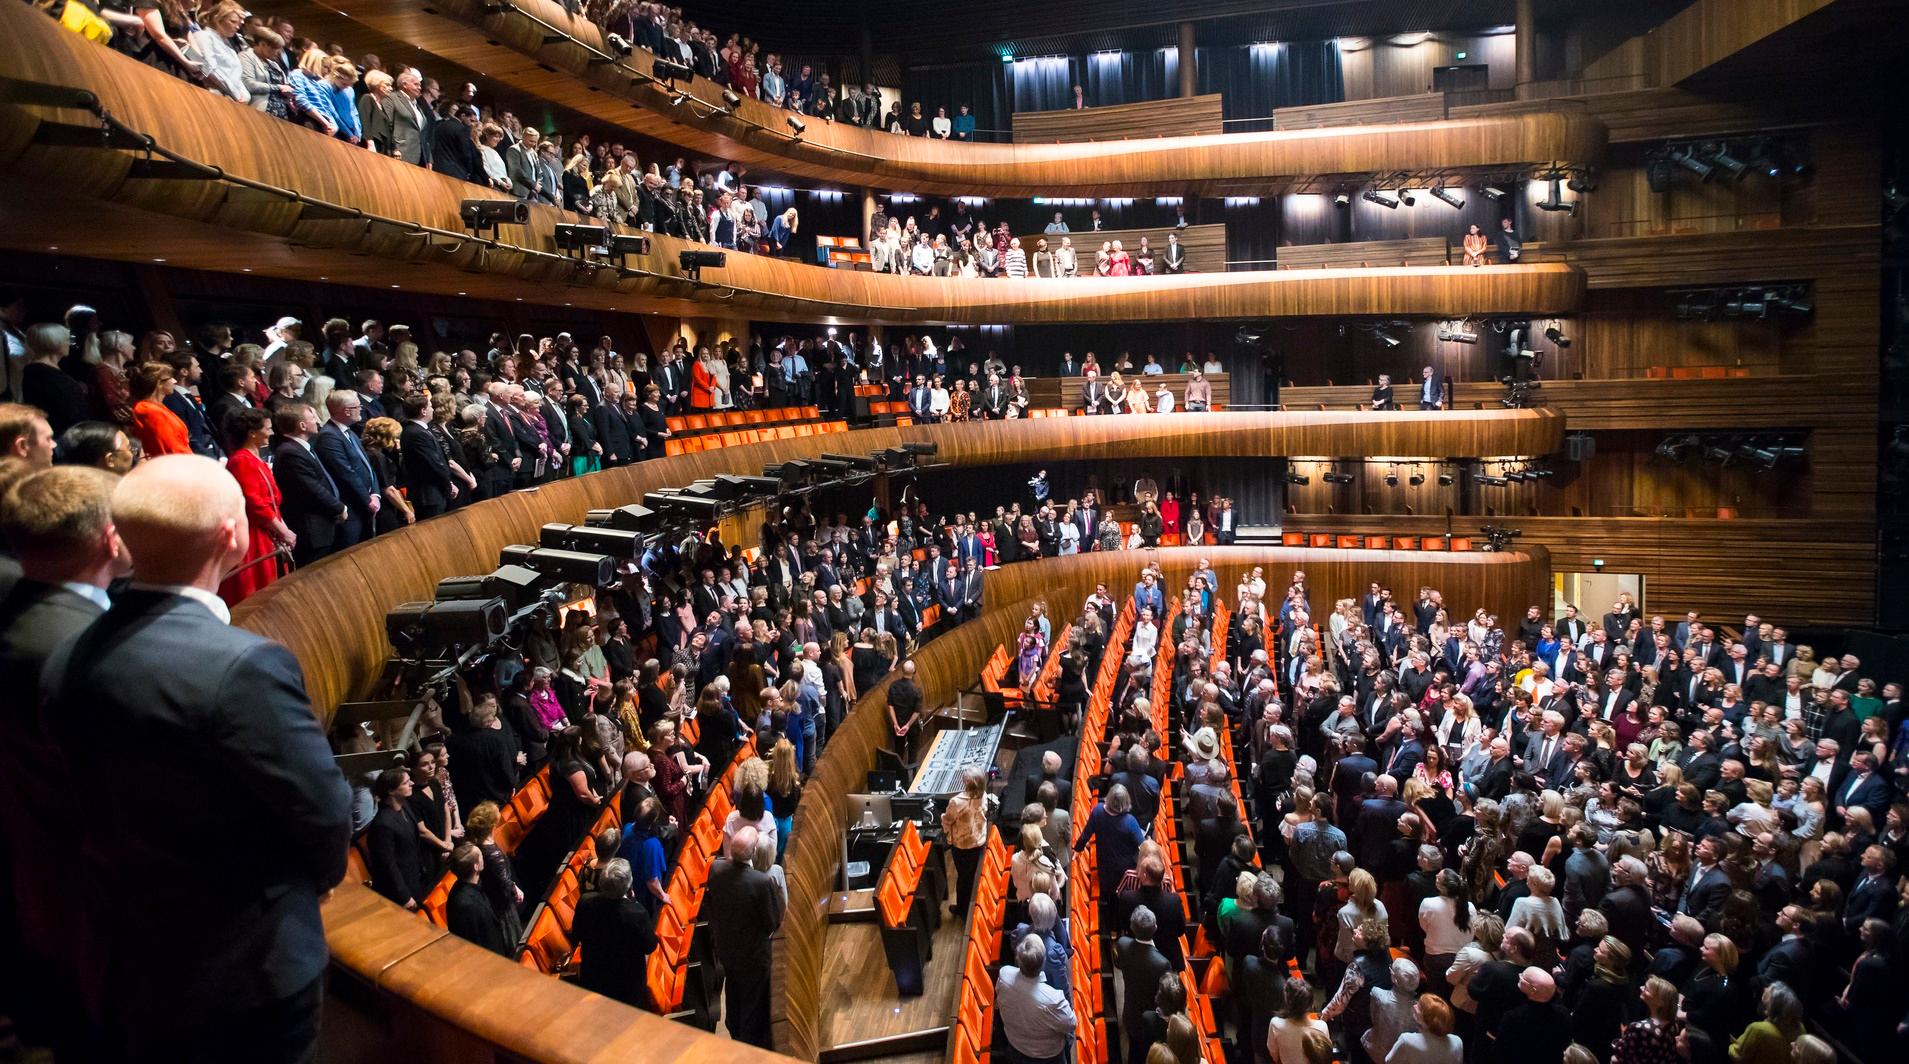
[356, 68, 395, 151]
[592, 167, 628, 225]
[1334, 869, 1387, 966]
[767, 207, 799, 256]
[940, 768, 996, 915]
[1010, 822, 1065, 900]
[1124, 374, 1151, 413]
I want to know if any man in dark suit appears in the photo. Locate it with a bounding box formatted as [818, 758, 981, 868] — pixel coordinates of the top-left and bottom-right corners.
[571, 857, 659, 1009]
[1114, 905, 1174, 1064]
[1522, 711, 1573, 787]
[1113, 855, 1185, 971]
[0, 466, 123, 1053]
[703, 827, 784, 1048]
[1415, 364, 1447, 410]
[1844, 846, 1899, 934]
[162, 352, 222, 459]
[1678, 835, 1731, 927]
[313, 391, 380, 549]
[444, 843, 511, 956]
[271, 403, 346, 566]
[42, 455, 352, 1062]
[1834, 753, 1891, 828]
[959, 557, 984, 622]
[383, 69, 430, 164]
[1556, 604, 1588, 646]
[1112, 745, 1162, 826]
[1598, 856, 1654, 961]
[1354, 776, 1408, 872]
[1759, 905, 1813, 996]
[1329, 731, 1377, 827]
[1381, 721, 1425, 780]
[937, 561, 964, 621]
[399, 394, 455, 517]
[594, 388, 635, 467]
[1472, 736, 1516, 801]
[429, 104, 483, 183]
[980, 373, 1008, 419]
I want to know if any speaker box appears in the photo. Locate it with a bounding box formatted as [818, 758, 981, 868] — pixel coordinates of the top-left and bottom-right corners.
[1565, 434, 1596, 462]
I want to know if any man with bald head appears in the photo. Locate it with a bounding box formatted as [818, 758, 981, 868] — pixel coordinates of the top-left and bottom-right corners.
[41, 455, 352, 1063]
[1497, 966, 1570, 1062]
[0, 465, 125, 1053]
[702, 824, 785, 1047]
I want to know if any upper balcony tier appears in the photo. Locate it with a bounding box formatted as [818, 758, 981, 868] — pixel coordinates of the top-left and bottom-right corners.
[0, 3, 1583, 324]
[277, 0, 1609, 197]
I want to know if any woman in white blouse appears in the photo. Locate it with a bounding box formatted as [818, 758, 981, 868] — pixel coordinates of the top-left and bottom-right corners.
[929, 376, 952, 421]
[1009, 823, 1065, 900]
[1129, 609, 1159, 665]
[1506, 865, 1568, 953]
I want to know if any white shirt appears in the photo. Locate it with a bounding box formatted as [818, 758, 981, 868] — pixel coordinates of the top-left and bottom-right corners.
[130, 582, 232, 625]
[1154, 389, 1174, 414]
[61, 581, 113, 611]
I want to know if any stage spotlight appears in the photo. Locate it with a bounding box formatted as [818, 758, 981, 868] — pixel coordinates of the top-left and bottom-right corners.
[1704, 445, 1737, 465]
[1333, 193, 1350, 208]
[386, 597, 507, 656]
[604, 32, 633, 56]
[607, 233, 651, 257]
[1437, 323, 1479, 344]
[1566, 172, 1597, 194]
[584, 504, 658, 531]
[1429, 186, 1465, 209]
[1284, 472, 1309, 485]
[1536, 176, 1576, 214]
[460, 199, 528, 230]
[1543, 324, 1571, 347]
[787, 114, 807, 135]
[498, 545, 617, 586]
[653, 58, 692, 82]
[1708, 143, 1749, 181]
[899, 442, 939, 456]
[1362, 189, 1400, 209]
[819, 452, 880, 471]
[721, 88, 743, 109]
[1672, 148, 1714, 180]
[1482, 185, 1507, 201]
[1437, 472, 1454, 486]
[539, 522, 643, 559]
[1397, 188, 1417, 206]
[1408, 469, 1426, 486]
[554, 223, 608, 251]
[1645, 154, 1673, 193]
[1384, 468, 1399, 486]
[679, 249, 727, 279]
[1322, 471, 1355, 485]
[1374, 329, 1402, 348]
[1472, 473, 1508, 487]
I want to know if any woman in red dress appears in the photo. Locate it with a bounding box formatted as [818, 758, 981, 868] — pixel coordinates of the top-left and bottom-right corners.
[218, 407, 294, 605]
[126, 361, 193, 458]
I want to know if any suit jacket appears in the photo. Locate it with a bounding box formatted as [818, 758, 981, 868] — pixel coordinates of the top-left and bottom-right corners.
[44, 590, 352, 1015]
[1757, 936, 1811, 994]
[382, 91, 428, 164]
[1523, 731, 1573, 786]
[1473, 755, 1515, 801]
[163, 389, 222, 459]
[399, 420, 455, 510]
[594, 400, 635, 464]
[430, 118, 481, 182]
[506, 142, 548, 202]
[1355, 796, 1409, 871]
[272, 437, 343, 553]
[1846, 873, 1898, 932]
[0, 579, 105, 958]
[1680, 864, 1731, 925]
[703, 858, 784, 971]
[313, 422, 378, 519]
[1113, 935, 1173, 1036]
[1837, 771, 1891, 825]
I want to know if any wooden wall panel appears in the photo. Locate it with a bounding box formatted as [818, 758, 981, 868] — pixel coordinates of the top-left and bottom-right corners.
[1336, 32, 1520, 101]
[1289, 515, 1873, 625]
[274, 0, 1606, 198]
[1012, 95, 1224, 142]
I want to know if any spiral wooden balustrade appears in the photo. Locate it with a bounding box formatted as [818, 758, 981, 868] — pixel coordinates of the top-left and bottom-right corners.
[273, 0, 1607, 197]
[0, 4, 1586, 325]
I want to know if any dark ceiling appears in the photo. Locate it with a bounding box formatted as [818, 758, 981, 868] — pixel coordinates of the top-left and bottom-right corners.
[675, 0, 1681, 69]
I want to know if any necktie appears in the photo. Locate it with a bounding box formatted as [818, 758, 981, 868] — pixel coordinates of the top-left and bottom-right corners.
[343, 428, 373, 482]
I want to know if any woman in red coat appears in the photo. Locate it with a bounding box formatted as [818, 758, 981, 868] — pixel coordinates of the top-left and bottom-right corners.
[126, 361, 193, 458]
[689, 349, 716, 410]
[218, 407, 294, 605]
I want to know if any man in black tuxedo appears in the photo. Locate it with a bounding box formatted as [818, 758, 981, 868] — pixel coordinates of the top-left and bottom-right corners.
[571, 857, 658, 1008]
[0, 466, 124, 1054]
[1598, 856, 1654, 961]
[594, 388, 635, 467]
[1354, 775, 1408, 872]
[270, 403, 346, 566]
[1081, 371, 1111, 415]
[702, 827, 784, 1048]
[429, 104, 483, 183]
[399, 394, 455, 517]
[1556, 604, 1587, 647]
[314, 391, 380, 549]
[980, 373, 1008, 419]
[42, 455, 352, 1062]
[959, 557, 984, 621]
[1329, 729, 1377, 827]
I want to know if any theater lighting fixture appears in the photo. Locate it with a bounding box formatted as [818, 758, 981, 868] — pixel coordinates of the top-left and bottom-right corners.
[1535, 176, 1576, 214]
[553, 223, 608, 252]
[721, 89, 743, 109]
[1543, 324, 1571, 347]
[787, 114, 807, 135]
[1645, 154, 1673, 194]
[1333, 193, 1350, 208]
[1437, 472, 1455, 486]
[1472, 473, 1509, 487]
[606, 233, 651, 257]
[538, 523, 643, 559]
[1373, 329, 1402, 348]
[497, 545, 617, 587]
[459, 199, 528, 232]
[1384, 467, 1399, 486]
[604, 33, 633, 56]
[1566, 171, 1598, 194]
[1429, 186, 1465, 209]
[1482, 185, 1507, 201]
[653, 58, 692, 82]
[1284, 472, 1309, 485]
[1362, 189, 1400, 209]
[1672, 147, 1715, 180]
[1322, 471, 1355, 485]
[678, 249, 727, 279]
[1397, 188, 1417, 206]
[1409, 468, 1426, 486]
[1437, 323, 1479, 344]
[1707, 143, 1749, 181]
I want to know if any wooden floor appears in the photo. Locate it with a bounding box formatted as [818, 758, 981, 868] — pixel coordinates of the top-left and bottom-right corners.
[817, 900, 966, 1056]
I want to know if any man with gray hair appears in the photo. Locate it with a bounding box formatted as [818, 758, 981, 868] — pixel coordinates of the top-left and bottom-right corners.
[1599, 854, 1654, 962]
[20, 323, 86, 433]
[1008, 892, 1069, 995]
[704, 826, 784, 1047]
[1113, 905, 1171, 1064]
[571, 856, 657, 1009]
[998, 933, 1076, 1064]
[1364, 956, 1422, 1061]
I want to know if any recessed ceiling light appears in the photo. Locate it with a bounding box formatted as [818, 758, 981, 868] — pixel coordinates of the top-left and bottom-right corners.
[242, 268, 252, 272]
[457, 291, 467, 295]
[47, 246, 58, 251]
[152, 257, 166, 262]
[391, 283, 401, 288]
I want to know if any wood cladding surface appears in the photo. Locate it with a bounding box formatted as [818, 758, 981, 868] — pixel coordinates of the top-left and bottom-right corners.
[1274, 92, 1450, 130]
[1011, 95, 1225, 143]
[1279, 237, 1453, 269]
[0, 10, 1584, 324]
[275, 0, 1607, 198]
[772, 545, 1548, 1057]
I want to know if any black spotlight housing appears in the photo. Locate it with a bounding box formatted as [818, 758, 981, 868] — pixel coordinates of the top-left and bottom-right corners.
[899, 442, 939, 456]
[604, 32, 633, 56]
[539, 522, 643, 559]
[607, 233, 651, 257]
[653, 57, 693, 82]
[461, 199, 529, 227]
[721, 88, 743, 109]
[497, 545, 618, 587]
[1429, 186, 1465, 209]
[554, 223, 609, 251]
[679, 249, 727, 274]
[787, 114, 807, 134]
[1362, 189, 1400, 209]
[584, 504, 658, 532]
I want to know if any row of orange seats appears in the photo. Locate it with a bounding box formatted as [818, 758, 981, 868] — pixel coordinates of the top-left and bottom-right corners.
[663, 405, 820, 434]
[662, 419, 849, 456]
[517, 791, 628, 972]
[876, 819, 934, 931]
[1069, 601, 1135, 1064]
[643, 734, 759, 1017]
[356, 763, 551, 929]
[978, 643, 1019, 711]
[1030, 622, 1073, 707]
[1281, 532, 1477, 552]
[950, 828, 1011, 1064]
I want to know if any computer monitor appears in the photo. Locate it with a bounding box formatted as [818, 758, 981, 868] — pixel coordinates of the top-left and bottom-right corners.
[844, 793, 894, 827]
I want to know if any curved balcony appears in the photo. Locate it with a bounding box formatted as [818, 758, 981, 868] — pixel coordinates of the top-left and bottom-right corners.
[0, 5, 1583, 324]
[274, 0, 1608, 197]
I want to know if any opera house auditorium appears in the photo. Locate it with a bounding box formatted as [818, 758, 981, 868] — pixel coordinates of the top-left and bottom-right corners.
[5, 0, 1909, 1062]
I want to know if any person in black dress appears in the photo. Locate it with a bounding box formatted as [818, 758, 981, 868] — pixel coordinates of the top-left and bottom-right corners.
[1370, 373, 1395, 411]
[639, 384, 669, 460]
[464, 801, 525, 947]
[366, 768, 425, 909]
[546, 725, 605, 846]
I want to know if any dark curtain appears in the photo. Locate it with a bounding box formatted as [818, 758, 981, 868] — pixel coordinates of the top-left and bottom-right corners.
[1197, 41, 1345, 132]
[902, 62, 1012, 143]
[1078, 48, 1178, 107]
[1008, 56, 1076, 113]
[1222, 198, 1282, 272]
